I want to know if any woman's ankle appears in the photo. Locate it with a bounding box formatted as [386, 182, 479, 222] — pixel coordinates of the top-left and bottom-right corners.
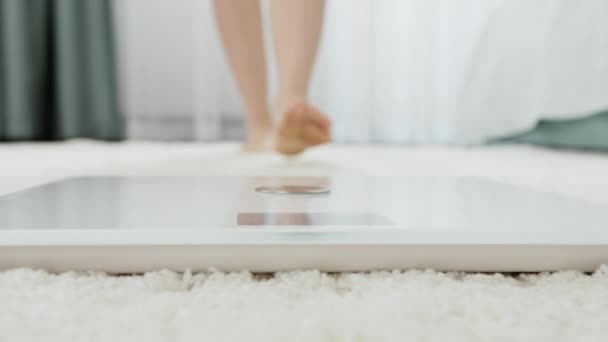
[275, 93, 308, 117]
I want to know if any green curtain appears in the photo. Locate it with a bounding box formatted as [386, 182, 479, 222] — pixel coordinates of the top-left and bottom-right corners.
[0, 0, 121, 140]
[498, 110, 608, 151]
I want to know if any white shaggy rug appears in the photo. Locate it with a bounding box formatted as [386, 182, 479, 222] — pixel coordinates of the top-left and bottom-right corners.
[2, 140, 608, 341]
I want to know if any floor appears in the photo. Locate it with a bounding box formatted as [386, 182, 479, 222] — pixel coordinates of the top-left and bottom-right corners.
[2, 140, 608, 341]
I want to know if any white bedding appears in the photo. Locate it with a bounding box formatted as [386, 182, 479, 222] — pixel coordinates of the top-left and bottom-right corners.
[1, 141, 608, 341]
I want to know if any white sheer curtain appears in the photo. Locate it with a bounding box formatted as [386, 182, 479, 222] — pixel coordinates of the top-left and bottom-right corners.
[114, 0, 608, 143]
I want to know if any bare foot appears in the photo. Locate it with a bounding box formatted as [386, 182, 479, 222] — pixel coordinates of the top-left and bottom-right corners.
[274, 98, 331, 155]
[242, 121, 272, 153]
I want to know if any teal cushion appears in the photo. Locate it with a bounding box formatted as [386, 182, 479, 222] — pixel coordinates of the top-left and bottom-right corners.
[497, 110, 608, 151]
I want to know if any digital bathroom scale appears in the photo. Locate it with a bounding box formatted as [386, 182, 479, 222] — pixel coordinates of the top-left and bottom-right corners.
[0, 176, 607, 273]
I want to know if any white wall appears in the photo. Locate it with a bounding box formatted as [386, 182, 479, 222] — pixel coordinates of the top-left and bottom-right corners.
[113, 0, 198, 138]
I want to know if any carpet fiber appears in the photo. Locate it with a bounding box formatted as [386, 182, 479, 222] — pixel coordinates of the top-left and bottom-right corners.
[2, 141, 608, 341]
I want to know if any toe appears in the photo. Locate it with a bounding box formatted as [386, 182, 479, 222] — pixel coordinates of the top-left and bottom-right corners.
[311, 108, 331, 130]
[279, 105, 304, 136]
[274, 98, 331, 156]
[302, 124, 330, 145]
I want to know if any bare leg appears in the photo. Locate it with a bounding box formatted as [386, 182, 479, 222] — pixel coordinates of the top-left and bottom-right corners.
[213, 0, 271, 151]
[270, 0, 332, 155]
